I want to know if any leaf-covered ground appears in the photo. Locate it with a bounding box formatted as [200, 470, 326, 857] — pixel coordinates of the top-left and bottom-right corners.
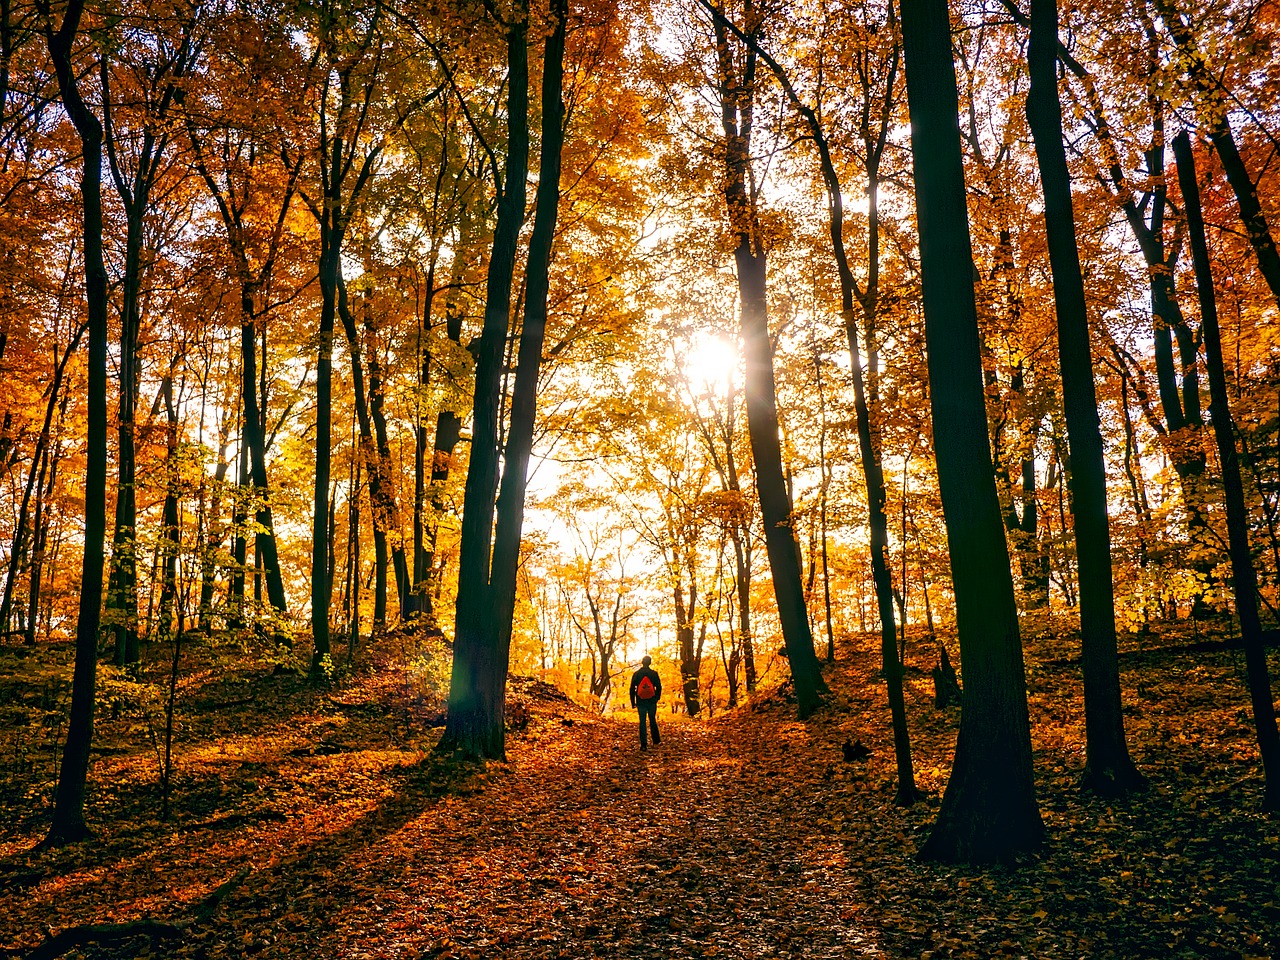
[2, 619, 1279, 959]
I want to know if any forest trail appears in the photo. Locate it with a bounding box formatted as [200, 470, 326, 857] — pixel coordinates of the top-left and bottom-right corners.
[5, 631, 1280, 959]
[329, 710, 882, 959]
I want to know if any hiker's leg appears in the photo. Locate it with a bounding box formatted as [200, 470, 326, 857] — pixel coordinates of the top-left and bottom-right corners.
[638, 708, 648, 749]
[649, 706, 661, 745]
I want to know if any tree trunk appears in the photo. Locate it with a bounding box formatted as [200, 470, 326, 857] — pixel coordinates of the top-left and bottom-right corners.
[229, 419, 249, 629]
[365, 298, 412, 618]
[736, 248, 828, 717]
[439, 6, 533, 761]
[0, 324, 83, 632]
[477, 0, 568, 747]
[675, 580, 702, 716]
[241, 319, 288, 616]
[106, 206, 141, 666]
[1026, 0, 1144, 797]
[335, 276, 397, 628]
[901, 0, 1043, 862]
[711, 2, 826, 717]
[156, 374, 182, 640]
[1173, 131, 1280, 810]
[312, 226, 339, 670]
[44, 0, 109, 846]
[712, 0, 911, 775]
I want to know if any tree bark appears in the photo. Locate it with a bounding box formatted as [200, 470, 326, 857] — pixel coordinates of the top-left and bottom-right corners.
[711, 0, 826, 718]
[439, 4, 533, 760]
[1173, 131, 1280, 810]
[43, 0, 109, 846]
[901, 0, 1043, 862]
[1026, 0, 1144, 797]
[312, 223, 339, 669]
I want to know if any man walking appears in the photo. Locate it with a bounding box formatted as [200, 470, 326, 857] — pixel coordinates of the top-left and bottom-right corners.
[629, 655, 662, 750]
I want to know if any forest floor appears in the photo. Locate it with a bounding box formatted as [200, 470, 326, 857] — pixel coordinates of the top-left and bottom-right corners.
[1, 617, 1279, 959]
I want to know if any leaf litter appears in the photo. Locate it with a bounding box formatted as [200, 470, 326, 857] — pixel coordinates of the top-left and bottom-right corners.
[0, 618, 1278, 959]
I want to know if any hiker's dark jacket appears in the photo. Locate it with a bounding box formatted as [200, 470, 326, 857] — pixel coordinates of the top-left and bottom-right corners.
[629, 666, 662, 707]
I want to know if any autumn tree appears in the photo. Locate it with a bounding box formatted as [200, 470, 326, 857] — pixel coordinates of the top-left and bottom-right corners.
[698, 0, 827, 717]
[1173, 130, 1280, 810]
[182, 4, 312, 633]
[1025, 0, 1144, 795]
[901, 0, 1043, 862]
[440, 0, 568, 759]
[705, 0, 919, 798]
[100, 3, 199, 666]
[39, 0, 110, 846]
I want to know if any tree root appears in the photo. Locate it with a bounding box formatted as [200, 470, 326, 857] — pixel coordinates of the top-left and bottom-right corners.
[14, 865, 251, 960]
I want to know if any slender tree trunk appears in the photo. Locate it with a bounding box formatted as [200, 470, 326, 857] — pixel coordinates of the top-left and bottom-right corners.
[415, 260, 468, 623]
[675, 579, 702, 716]
[43, 0, 109, 846]
[1174, 131, 1280, 810]
[240, 310, 288, 621]
[711, 2, 826, 716]
[0, 324, 83, 631]
[26, 423, 61, 647]
[901, 0, 1043, 862]
[156, 375, 182, 641]
[312, 226, 339, 670]
[1027, 0, 1145, 796]
[106, 218, 141, 666]
[229, 415, 249, 629]
[365, 298, 411, 618]
[736, 246, 827, 716]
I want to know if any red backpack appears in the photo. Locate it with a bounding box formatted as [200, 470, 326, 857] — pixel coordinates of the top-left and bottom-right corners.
[637, 675, 657, 701]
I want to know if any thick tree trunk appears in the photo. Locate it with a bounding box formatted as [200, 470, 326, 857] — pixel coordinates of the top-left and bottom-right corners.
[44, 0, 109, 846]
[480, 0, 568, 745]
[440, 8, 533, 761]
[901, 0, 1043, 862]
[1027, 0, 1144, 796]
[1174, 132, 1280, 810]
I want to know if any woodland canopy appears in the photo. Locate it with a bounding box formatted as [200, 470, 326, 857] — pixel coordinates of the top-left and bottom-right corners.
[1, 0, 1279, 946]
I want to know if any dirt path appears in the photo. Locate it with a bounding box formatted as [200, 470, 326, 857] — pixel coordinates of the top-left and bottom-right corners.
[297, 712, 883, 960]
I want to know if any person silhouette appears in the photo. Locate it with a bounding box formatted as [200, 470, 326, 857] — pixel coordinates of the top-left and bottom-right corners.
[629, 655, 662, 750]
